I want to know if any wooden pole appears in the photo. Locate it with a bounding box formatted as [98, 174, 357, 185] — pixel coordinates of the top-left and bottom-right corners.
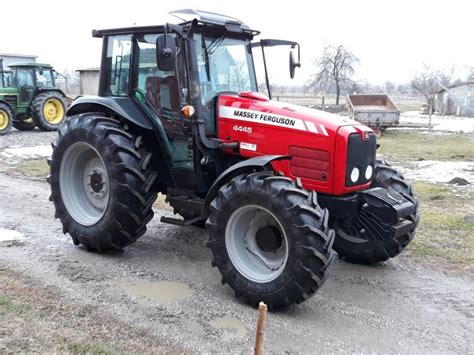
[254, 302, 268, 355]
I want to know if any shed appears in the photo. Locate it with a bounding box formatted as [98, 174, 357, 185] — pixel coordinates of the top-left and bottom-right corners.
[434, 82, 474, 117]
[0, 53, 37, 68]
[77, 68, 100, 95]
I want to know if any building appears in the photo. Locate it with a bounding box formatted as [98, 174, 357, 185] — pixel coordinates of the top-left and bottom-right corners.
[434, 82, 474, 117]
[0, 53, 37, 68]
[77, 68, 100, 95]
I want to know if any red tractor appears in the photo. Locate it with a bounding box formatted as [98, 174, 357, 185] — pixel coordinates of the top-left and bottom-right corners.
[49, 10, 419, 308]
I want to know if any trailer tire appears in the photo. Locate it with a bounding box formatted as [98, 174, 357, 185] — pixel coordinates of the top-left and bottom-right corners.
[334, 160, 419, 264]
[48, 113, 158, 251]
[207, 172, 336, 308]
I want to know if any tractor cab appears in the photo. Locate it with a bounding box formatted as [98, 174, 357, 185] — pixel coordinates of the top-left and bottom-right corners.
[8, 63, 56, 105]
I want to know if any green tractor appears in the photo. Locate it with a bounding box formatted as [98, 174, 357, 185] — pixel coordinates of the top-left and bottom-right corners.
[0, 62, 68, 135]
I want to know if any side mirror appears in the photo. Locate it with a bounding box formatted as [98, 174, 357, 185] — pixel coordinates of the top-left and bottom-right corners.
[289, 50, 301, 79]
[156, 34, 176, 72]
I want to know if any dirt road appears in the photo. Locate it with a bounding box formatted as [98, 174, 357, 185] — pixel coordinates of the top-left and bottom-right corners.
[1, 172, 473, 353]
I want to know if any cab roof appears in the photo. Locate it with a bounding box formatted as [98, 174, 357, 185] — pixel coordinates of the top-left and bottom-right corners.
[92, 9, 259, 38]
[8, 62, 53, 69]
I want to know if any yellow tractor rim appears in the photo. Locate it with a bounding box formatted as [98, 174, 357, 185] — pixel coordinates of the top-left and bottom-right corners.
[43, 98, 65, 124]
[0, 109, 10, 130]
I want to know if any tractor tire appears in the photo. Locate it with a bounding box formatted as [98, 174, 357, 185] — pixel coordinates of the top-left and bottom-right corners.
[0, 103, 13, 135]
[31, 92, 67, 131]
[334, 160, 419, 264]
[48, 113, 158, 252]
[207, 172, 336, 308]
[13, 117, 36, 131]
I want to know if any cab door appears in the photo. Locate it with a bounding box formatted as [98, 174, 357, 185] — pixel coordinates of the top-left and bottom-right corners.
[12, 68, 35, 105]
[133, 34, 194, 172]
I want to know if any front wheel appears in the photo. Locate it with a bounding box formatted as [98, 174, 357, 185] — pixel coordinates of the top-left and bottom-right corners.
[207, 172, 336, 308]
[334, 160, 419, 264]
[0, 103, 13, 135]
[49, 113, 158, 251]
[13, 116, 36, 131]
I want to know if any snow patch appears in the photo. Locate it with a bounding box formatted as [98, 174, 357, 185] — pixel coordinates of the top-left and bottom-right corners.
[400, 112, 474, 133]
[399, 160, 474, 184]
[0, 229, 24, 242]
[1, 145, 52, 159]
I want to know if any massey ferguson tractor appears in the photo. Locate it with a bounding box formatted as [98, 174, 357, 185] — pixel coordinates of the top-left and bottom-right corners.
[49, 10, 419, 308]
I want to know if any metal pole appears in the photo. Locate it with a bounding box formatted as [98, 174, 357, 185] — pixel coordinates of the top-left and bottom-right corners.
[260, 45, 271, 100]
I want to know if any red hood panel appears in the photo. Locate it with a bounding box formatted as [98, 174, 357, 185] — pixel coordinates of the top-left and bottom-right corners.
[218, 95, 362, 135]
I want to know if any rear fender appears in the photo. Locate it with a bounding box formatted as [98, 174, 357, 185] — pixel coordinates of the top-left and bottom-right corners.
[201, 155, 291, 218]
[67, 96, 153, 130]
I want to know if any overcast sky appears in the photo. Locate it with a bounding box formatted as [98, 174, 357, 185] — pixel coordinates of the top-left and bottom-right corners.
[2, 0, 472, 85]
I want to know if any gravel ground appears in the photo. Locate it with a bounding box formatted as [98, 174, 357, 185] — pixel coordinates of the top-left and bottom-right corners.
[0, 130, 473, 353]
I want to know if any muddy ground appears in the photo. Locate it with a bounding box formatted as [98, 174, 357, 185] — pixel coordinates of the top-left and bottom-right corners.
[0, 128, 473, 353]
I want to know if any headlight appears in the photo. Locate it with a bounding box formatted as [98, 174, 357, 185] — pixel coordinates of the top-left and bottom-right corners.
[350, 167, 360, 183]
[365, 165, 373, 180]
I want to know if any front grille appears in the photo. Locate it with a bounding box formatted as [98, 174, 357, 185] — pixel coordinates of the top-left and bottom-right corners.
[345, 132, 376, 186]
[2, 95, 17, 106]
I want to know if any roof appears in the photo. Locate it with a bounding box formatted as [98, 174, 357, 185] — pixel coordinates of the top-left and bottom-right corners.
[76, 67, 100, 72]
[0, 53, 37, 59]
[435, 81, 474, 93]
[92, 9, 259, 38]
[8, 62, 53, 69]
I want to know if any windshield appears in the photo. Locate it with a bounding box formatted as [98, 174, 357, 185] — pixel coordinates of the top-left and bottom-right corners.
[11, 68, 35, 87]
[195, 33, 257, 104]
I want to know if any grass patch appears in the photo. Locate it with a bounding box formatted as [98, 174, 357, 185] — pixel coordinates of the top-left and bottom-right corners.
[378, 130, 474, 162]
[64, 341, 127, 355]
[412, 181, 451, 200]
[408, 206, 474, 265]
[0, 293, 31, 316]
[13, 159, 49, 178]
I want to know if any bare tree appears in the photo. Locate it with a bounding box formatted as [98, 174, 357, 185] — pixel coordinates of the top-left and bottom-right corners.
[411, 64, 451, 108]
[310, 44, 359, 105]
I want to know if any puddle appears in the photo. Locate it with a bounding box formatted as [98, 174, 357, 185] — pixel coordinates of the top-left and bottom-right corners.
[210, 316, 248, 337]
[1, 145, 52, 160]
[0, 228, 24, 242]
[115, 279, 193, 303]
[397, 160, 474, 184]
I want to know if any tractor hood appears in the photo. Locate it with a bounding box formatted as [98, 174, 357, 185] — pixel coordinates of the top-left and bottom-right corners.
[217, 92, 368, 137]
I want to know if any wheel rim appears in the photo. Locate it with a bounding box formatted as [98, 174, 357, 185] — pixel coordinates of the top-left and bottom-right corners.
[225, 205, 288, 283]
[0, 110, 9, 130]
[43, 98, 64, 124]
[60, 142, 109, 226]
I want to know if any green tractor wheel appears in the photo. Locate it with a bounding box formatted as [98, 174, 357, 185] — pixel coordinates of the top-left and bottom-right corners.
[31, 92, 67, 131]
[0, 103, 13, 135]
[13, 116, 36, 131]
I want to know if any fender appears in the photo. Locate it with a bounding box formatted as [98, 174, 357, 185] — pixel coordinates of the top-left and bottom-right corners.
[35, 88, 68, 98]
[67, 96, 153, 130]
[201, 155, 291, 218]
[0, 99, 14, 112]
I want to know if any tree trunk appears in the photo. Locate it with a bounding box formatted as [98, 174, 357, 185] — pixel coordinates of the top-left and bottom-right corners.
[335, 84, 341, 105]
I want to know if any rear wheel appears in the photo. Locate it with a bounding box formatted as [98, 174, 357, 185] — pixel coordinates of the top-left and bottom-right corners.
[32, 92, 67, 131]
[49, 113, 158, 251]
[207, 172, 336, 308]
[0, 103, 13, 135]
[13, 116, 36, 131]
[334, 160, 419, 264]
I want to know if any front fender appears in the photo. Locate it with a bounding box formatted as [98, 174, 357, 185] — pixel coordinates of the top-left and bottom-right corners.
[201, 155, 291, 218]
[67, 96, 153, 130]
